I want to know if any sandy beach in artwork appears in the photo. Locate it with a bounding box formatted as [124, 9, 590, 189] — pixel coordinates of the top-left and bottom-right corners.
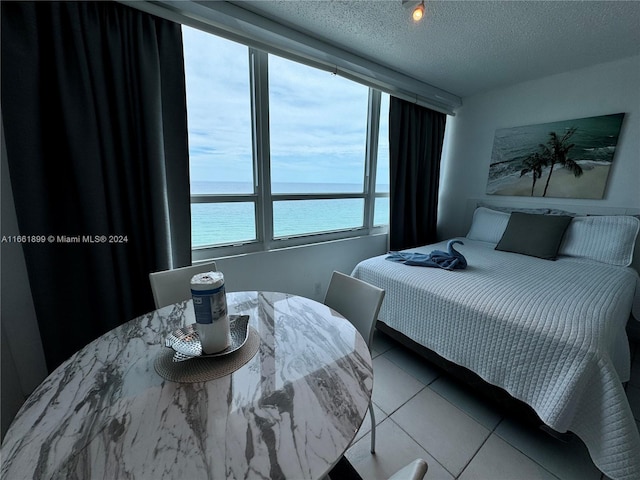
[492, 164, 610, 199]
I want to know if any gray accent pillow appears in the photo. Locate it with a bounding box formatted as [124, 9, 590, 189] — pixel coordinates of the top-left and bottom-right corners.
[496, 213, 572, 260]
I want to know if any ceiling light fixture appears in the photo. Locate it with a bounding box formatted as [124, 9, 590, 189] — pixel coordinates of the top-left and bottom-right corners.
[412, 1, 425, 22]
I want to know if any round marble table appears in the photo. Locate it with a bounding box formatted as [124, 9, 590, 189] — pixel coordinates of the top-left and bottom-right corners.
[1, 292, 373, 479]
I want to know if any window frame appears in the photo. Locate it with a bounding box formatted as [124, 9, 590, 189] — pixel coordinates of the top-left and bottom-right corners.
[189, 46, 389, 262]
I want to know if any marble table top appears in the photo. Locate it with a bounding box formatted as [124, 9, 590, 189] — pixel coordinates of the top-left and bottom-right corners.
[1, 291, 373, 479]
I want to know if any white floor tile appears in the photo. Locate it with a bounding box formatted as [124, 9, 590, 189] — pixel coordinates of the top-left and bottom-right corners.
[383, 347, 442, 385]
[429, 375, 503, 430]
[358, 339, 640, 480]
[391, 387, 490, 477]
[459, 434, 558, 480]
[371, 330, 397, 358]
[353, 403, 387, 445]
[371, 355, 425, 415]
[495, 417, 601, 480]
[346, 418, 454, 480]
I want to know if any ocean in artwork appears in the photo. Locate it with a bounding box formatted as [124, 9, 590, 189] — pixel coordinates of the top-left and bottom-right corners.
[191, 181, 389, 247]
[486, 113, 625, 198]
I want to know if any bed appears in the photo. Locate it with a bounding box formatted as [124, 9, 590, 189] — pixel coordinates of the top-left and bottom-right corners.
[352, 206, 640, 480]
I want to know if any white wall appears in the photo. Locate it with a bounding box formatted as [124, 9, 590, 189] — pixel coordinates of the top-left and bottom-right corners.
[211, 234, 388, 302]
[438, 55, 640, 239]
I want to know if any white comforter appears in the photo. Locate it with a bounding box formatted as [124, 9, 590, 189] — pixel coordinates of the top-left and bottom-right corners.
[352, 239, 640, 480]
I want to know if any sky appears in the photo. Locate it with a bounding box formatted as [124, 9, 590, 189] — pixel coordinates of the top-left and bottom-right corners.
[182, 26, 389, 190]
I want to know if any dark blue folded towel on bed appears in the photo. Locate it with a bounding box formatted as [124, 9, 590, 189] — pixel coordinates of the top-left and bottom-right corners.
[386, 240, 467, 270]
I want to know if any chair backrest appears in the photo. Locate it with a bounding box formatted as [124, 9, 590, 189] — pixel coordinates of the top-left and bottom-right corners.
[149, 261, 218, 309]
[323, 271, 385, 348]
[388, 459, 428, 480]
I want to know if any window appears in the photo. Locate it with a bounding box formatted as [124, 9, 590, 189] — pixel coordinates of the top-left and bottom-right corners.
[268, 55, 370, 238]
[269, 55, 368, 193]
[183, 26, 389, 259]
[184, 28, 255, 248]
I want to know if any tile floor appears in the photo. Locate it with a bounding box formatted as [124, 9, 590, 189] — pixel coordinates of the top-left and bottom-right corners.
[345, 330, 640, 480]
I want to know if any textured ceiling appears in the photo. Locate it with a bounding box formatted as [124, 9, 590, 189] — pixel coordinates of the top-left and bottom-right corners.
[232, 0, 640, 98]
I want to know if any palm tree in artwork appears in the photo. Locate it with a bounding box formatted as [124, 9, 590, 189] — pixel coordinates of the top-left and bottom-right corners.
[520, 152, 547, 196]
[539, 127, 583, 197]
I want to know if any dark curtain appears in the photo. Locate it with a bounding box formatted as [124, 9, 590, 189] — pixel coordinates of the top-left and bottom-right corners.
[1, 2, 191, 371]
[388, 97, 446, 251]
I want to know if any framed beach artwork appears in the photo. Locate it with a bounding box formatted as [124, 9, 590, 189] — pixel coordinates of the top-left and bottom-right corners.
[486, 113, 625, 199]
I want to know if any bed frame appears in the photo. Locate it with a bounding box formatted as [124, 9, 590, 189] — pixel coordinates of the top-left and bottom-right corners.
[374, 199, 640, 440]
[375, 321, 550, 426]
[376, 316, 640, 443]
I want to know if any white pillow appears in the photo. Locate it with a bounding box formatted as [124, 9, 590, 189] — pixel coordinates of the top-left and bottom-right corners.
[466, 207, 510, 244]
[558, 215, 640, 267]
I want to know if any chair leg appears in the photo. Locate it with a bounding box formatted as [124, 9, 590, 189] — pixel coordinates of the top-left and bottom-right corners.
[369, 401, 376, 454]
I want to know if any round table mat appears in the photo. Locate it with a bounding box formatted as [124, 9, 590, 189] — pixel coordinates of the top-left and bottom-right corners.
[155, 327, 260, 383]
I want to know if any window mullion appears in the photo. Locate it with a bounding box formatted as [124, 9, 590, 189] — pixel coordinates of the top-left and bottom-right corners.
[250, 48, 273, 250]
[364, 89, 381, 231]
[272, 193, 363, 201]
[191, 194, 256, 204]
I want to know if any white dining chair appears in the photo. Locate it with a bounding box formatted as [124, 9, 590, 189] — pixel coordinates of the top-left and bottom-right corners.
[323, 270, 385, 454]
[388, 459, 428, 480]
[149, 261, 218, 309]
[325, 457, 427, 480]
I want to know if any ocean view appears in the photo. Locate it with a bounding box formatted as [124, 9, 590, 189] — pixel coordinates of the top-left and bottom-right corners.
[191, 181, 389, 247]
[486, 113, 624, 198]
